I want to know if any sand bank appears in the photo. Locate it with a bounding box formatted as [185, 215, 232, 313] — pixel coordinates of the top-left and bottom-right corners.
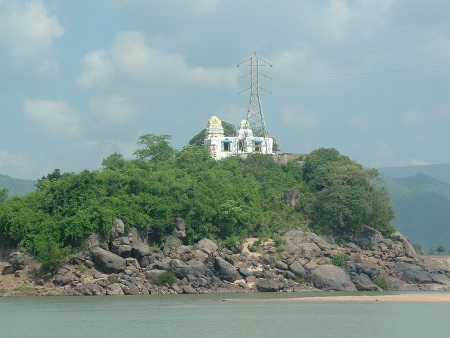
[224, 293, 450, 303]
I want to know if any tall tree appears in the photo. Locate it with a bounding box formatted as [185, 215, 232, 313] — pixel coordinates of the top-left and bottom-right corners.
[0, 188, 8, 204]
[133, 134, 176, 162]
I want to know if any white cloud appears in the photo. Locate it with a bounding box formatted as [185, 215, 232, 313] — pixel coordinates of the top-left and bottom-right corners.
[23, 99, 81, 138]
[0, 150, 34, 179]
[0, 0, 64, 77]
[77, 31, 239, 90]
[408, 158, 431, 166]
[90, 95, 135, 125]
[367, 141, 404, 168]
[402, 106, 450, 127]
[324, 0, 351, 40]
[280, 106, 319, 130]
[76, 51, 113, 89]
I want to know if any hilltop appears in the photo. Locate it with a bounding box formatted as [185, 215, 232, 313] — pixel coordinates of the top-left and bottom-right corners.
[0, 174, 36, 197]
[1, 135, 449, 296]
[379, 164, 450, 252]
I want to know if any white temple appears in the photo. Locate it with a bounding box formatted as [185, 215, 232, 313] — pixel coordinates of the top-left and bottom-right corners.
[204, 116, 274, 159]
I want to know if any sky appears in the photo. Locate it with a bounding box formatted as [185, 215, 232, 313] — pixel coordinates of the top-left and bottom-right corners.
[2, 0, 450, 179]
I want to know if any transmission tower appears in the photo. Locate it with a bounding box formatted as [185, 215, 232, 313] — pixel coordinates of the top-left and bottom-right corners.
[237, 52, 272, 151]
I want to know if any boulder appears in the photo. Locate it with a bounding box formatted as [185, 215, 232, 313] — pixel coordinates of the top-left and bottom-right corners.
[110, 236, 132, 258]
[391, 232, 423, 261]
[256, 279, 281, 292]
[396, 263, 432, 284]
[8, 251, 25, 269]
[170, 259, 188, 278]
[350, 226, 383, 250]
[91, 246, 127, 273]
[131, 242, 151, 261]
[239, 267, 253, 278]
[106, 283, 125, 295]
[309, 265, 357, 291]
[285, 188, 301, 207]
[185, 260, 209, 277]
[120, 280, 140, 295]
[109, 218, 125, 240]
[174, 218, 186, 239]
[215, 257, 241, 282]
[1, 264, 15, 275]
[74, 283, 105, 296]
[351, 273, 381, 291]
[289, 261, 306, 277]
[197, 238, 218, 253]
[53, 274, 71, 286]
[163, 236, 182, 255]
[182, 285, 198, 294]
[358, 261, 381, 279]
[275, 261, 288, 270]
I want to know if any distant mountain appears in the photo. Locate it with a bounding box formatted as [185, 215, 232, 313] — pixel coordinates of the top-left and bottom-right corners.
[379, 165, 450, 252]
[380, 163, 450, 184]
[0, 174, 36, 197]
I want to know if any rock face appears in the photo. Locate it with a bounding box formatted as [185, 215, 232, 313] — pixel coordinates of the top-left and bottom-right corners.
[2, 217, 449, 296]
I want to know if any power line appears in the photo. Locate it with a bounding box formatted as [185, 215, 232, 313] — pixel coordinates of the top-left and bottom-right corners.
[280, 33, 450, 59]
[274, 58, 450, 78]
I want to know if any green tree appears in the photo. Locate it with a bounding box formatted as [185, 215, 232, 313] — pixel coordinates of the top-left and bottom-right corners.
[102, 152, 126, 170]
[133, 134, 176, 162]
[436, 245, 445, 255]
[304, 148, 394, 236]
[0, 188, 8, 204]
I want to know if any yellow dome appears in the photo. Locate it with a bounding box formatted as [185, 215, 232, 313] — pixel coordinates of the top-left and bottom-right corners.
[208, 116, 221, 123]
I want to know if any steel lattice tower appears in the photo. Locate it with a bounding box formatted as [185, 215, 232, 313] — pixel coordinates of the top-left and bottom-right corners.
[237, 52, 272, 151]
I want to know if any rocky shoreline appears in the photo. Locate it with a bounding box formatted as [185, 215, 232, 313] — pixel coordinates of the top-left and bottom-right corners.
[1, 219, 450, 296]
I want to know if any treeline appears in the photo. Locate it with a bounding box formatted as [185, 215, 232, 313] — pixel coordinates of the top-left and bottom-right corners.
[0, 134, 394, 271]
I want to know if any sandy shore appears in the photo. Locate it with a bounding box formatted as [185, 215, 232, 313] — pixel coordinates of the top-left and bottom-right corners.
[224, 293, 450, 303]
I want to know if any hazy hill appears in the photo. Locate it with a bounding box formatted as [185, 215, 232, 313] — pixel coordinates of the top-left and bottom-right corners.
[380, 165, 450, 252]
[0, 174, 36, 197]
[380, 163, 450, 184]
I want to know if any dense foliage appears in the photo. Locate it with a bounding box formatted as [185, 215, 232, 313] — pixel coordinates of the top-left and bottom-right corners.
[303, 148, 394, 235]
[0, 136, 394, 271]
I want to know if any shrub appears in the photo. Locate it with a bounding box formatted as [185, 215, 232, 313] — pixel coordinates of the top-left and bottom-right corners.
[295, 276, 306, 283]
[248, 240, 261, 252]
[331, 254, 350, 268]
[77, 263, 88, 273]
[273, 236, 285, 247]
[373, 277, 389, 290]
[108, 274, 119, 284]
[150, 271, 176, 286]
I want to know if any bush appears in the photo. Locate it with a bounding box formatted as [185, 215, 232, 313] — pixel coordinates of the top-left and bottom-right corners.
[108, 275, 119, 284]
[331, 254, 350, 268]
[273, 236, 285, 247]
[373, 277, 389, 290]
[150, 271, 176, 286]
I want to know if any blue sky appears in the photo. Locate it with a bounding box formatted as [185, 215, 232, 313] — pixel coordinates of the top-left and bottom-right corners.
[2, 0, 450, 179]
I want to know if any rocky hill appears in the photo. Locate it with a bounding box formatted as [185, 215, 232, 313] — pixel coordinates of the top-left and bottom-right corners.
[1, 219, 449, 296]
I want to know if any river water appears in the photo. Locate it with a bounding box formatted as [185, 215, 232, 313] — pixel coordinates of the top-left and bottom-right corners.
[1, 292, 449, 338]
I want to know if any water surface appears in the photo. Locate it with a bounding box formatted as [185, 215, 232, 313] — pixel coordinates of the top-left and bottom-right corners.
[1, 292, 449, 337]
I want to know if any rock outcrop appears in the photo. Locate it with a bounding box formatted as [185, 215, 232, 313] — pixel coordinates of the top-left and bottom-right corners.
[1, 219, 449, 296]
